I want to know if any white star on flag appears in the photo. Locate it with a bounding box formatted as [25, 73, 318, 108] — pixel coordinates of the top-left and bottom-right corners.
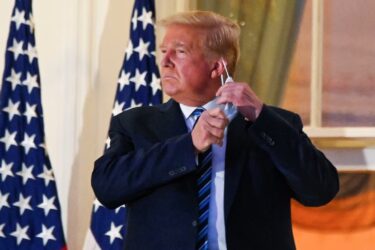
[115, 205, 125, 214]
[118, 70, 131, 91]
[125, 41, 134, 60]
[130, 69, 147, 91]
[37, 165, 55, 186]
[13, 194, 33, 215]
[25, 13, 35, 33]
[131, 9, 138, 31]
[134, 38, 150, 60]
[16, 163, 35, 185]
[0, 129, 17, 151]
[112, 101, 125, 116]
[24, 103, 38, 124]
[36, 225, 56, 246]
[137, 7, 153, 30]
[22, 72, 39, 93]
[0, 224, 5, 238]
[5, 69, 22, 90]
[105, 222, 123, 244]
[24, 43, 38, 63]
[130, 99, 143, 109]
[93, 199, 103, 212]
[0, 191, 10, 210]
[2, 99, 21, 121]
[150, 73, 161, 95]
[7, 39, 24, 61]
[11, 9, 26, 30]
[0, 160, 14, 182]
[20, 133, 37, 154]
[38, 195, 57, 216]
[10, 223, 30, 245]
[105, 137, 111, 150]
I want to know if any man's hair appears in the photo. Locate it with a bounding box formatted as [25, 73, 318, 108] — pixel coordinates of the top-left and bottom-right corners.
[159, 10, 240, 75]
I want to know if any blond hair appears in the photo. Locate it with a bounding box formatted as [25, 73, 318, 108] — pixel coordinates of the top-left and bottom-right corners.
[159, 10, 240, 75]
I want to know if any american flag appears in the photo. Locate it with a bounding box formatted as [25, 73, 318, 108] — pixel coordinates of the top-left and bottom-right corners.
[85, 0, 162, 249]
[0, 0, 66, 249]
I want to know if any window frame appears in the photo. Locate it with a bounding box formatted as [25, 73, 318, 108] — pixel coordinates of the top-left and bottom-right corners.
[306, 0, 375, 148]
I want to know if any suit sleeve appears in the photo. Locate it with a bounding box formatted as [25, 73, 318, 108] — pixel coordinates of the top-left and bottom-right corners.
[91, 114, 197, 209]
[247, 105, 339, 206]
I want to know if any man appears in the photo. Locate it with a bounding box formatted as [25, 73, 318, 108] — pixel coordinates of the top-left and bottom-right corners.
[92, 11, 339, 250]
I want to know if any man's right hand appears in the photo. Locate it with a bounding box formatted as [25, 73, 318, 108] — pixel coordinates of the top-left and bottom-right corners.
[191, 107, 229, 152]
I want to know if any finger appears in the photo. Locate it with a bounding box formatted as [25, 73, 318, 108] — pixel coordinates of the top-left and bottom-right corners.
[215, 92, 234, 105]
[191, 125, 212, 152]
[205, 113, 229, 129]
[206, 107, 225, 117]
[215, 84, 235, 96]
[203, 123, 225, 139]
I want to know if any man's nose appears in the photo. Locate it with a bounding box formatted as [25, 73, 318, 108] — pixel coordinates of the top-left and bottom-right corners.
[160, 51, 174, 68]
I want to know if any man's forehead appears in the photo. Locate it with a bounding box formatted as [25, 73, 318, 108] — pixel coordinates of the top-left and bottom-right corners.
[160, 26, 204, 48]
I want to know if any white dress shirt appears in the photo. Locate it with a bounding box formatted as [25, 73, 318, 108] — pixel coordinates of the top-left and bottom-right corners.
[179, 100, 227, 250]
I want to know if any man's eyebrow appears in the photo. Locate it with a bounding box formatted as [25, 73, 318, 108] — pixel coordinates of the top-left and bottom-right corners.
[159, 40, 188, 48]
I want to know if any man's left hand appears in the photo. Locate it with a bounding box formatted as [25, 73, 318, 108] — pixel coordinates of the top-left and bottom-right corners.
[216, 82, 263, 122]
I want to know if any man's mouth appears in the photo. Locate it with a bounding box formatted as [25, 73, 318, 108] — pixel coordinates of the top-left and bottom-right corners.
[161, 75, 177, 80]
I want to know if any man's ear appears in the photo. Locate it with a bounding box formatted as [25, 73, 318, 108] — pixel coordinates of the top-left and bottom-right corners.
[210, 59, 225, 79]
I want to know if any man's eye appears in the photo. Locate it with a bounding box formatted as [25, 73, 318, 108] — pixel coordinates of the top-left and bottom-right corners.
[177, 50, 185, 54]
[160, 49, 167, 54]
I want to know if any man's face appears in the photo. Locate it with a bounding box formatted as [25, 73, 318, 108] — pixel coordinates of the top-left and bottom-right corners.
[159, 24, 220, 106]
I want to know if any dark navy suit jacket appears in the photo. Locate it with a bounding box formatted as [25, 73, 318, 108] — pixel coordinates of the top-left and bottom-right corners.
[92, 99, 339, 250]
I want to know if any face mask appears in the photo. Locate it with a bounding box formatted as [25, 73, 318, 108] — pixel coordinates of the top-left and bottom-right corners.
[218, 58, 237, 121]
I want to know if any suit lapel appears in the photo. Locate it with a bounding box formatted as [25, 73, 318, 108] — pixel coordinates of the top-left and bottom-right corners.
[224, 115, 251, 221]
[156, 99, 188, 139]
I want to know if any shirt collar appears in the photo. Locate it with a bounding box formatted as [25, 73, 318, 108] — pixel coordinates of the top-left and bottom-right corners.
[179, 99, 218, 120]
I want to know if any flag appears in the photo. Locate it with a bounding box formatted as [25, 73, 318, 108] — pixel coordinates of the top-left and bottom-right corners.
[85, 0, 162, 249]
[0, 0, 66, 249]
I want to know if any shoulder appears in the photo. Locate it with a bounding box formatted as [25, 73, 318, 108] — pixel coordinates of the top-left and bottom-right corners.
[257, 105, 303, 129]
[115, 100, 172, 120]
[266, 105, 300, 121]
[110, 99, 178, 129]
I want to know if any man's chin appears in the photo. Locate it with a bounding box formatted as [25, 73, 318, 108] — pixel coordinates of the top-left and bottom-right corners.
[163, 91, 178, 100]
[161, 82, 177, 96]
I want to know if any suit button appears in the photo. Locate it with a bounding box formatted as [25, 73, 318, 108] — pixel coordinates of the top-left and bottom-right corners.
[192, 220, 197, 227]
[261, 131, 267, 139]
[261, 132, 275, 146]
[179, 166, 186, 173]
[267, 138, 275, 146]
[168, 170, 175, 176]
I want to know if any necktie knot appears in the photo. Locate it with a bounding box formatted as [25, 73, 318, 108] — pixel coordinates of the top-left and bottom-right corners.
[191, 107, 205, 126]
[192, 107, 204, 117]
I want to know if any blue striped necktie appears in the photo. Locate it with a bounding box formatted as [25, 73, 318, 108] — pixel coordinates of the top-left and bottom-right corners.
[191, 108, 212, 250]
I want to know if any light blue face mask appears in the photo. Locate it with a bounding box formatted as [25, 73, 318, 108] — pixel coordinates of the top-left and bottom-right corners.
[218, 58, 237, 121]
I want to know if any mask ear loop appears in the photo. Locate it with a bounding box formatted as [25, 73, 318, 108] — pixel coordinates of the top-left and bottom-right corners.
[220, 58, 236, 112]
[221, 58, 233, 83]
